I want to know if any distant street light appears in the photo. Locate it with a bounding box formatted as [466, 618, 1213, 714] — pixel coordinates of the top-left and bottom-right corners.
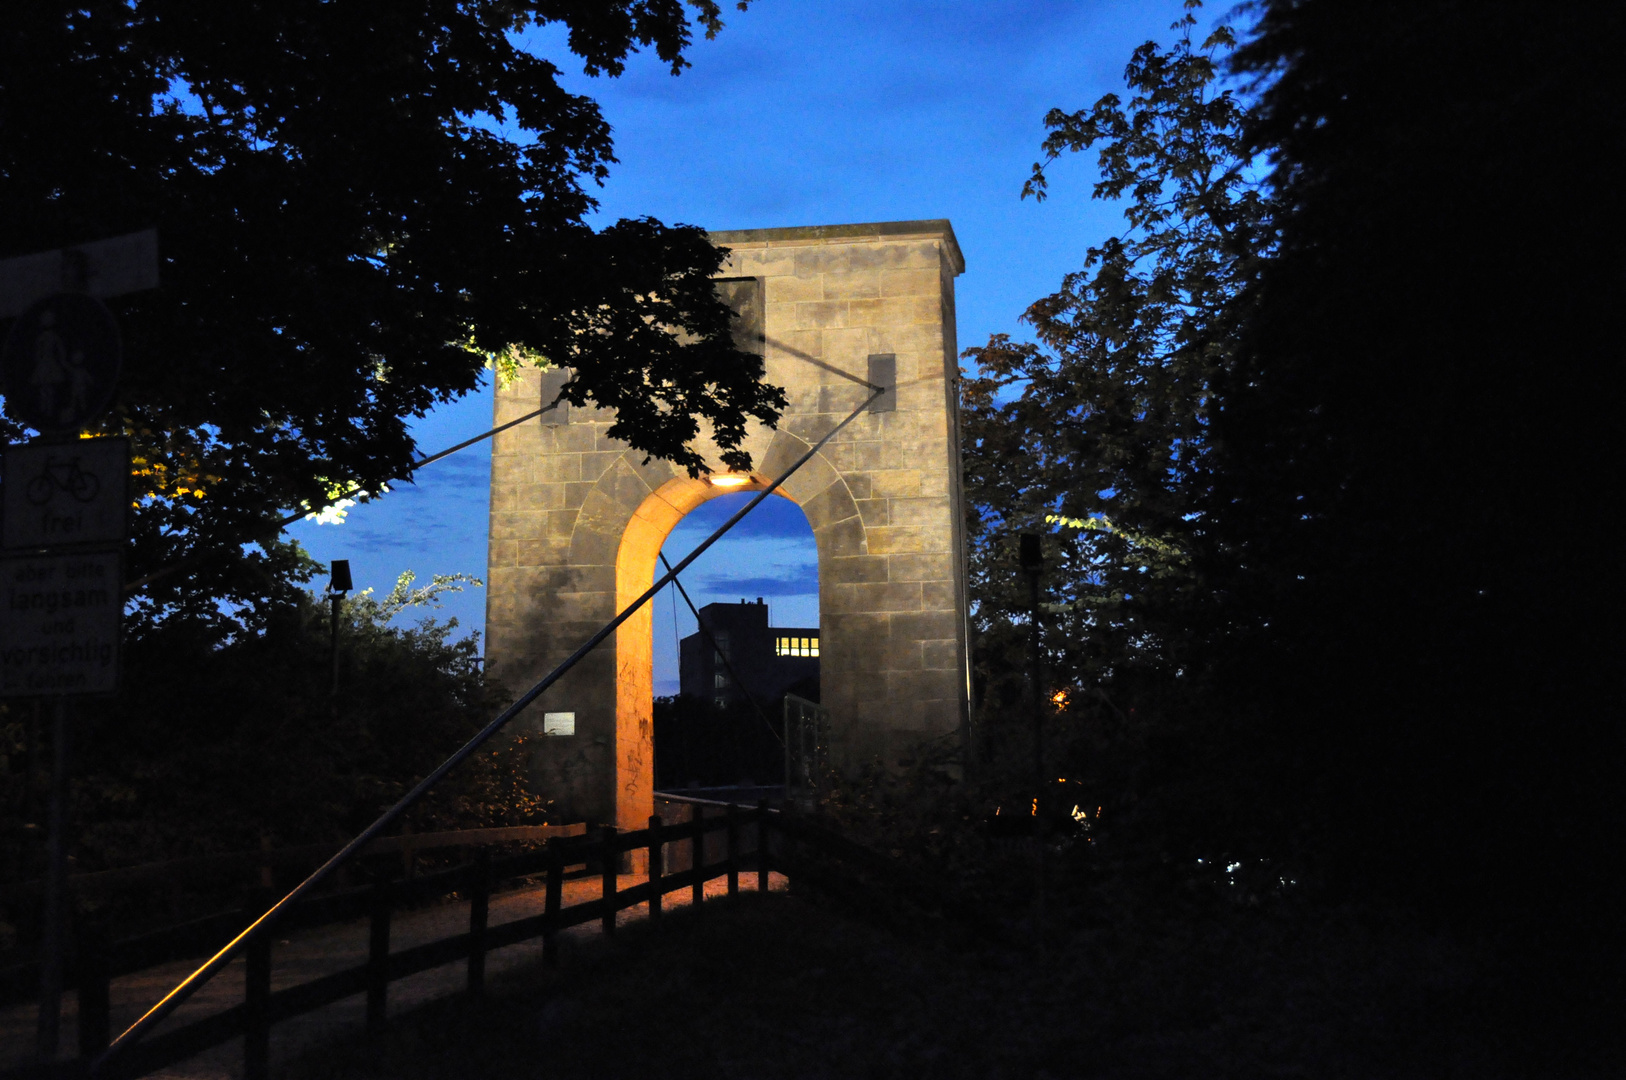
[328, 560, 351, 701]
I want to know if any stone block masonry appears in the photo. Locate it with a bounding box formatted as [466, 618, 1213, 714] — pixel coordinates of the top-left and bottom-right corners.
[485, 220, 971, 830]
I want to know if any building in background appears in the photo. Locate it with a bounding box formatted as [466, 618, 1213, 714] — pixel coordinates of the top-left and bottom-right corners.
[679, 599, 818, 708]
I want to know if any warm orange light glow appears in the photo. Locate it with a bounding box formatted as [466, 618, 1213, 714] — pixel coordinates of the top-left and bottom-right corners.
[1050, 688, 1070, 710]
[708, 473, 751, 487]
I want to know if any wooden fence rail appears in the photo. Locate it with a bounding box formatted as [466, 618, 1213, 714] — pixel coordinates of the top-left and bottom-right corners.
[0, 824, 589, 907]
[0, 825, 588, 1013]
[5, 800, 983, 1080]
[1, 804, 768, 1080]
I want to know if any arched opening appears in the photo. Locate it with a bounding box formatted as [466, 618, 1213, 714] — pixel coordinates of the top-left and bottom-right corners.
[652, 490, 819, 798]
[612, 475, 812, 830]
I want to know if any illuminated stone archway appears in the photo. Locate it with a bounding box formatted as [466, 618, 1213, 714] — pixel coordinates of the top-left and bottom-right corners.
[610, 473, 799, 839]
[486, 220, 970, 831]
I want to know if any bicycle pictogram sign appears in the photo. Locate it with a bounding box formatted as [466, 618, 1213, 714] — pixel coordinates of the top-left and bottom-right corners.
[25, 455, 101, 506]
[1, 437, 128, 551]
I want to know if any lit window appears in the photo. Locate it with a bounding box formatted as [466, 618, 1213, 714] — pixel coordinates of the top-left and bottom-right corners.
[714, 696, 726, 709]
[714, 673, 728, 688]
[775, 636, 820, 657]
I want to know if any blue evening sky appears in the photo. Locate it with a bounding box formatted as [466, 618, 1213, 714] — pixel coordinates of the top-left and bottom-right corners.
[285, 0, 1219, 695]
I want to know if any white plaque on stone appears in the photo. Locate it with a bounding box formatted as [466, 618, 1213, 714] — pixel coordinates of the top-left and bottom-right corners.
[542, 711, 576, 736]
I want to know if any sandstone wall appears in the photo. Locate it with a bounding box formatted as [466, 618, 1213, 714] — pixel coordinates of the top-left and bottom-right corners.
[485, 220, 970, 829]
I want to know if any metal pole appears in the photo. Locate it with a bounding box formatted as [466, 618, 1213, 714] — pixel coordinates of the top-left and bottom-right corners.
[1028, 567, 1044, 823]
[1018, 533, 1046, 944]
[1028, 565, 1047, 942]
[35, 698, 70, 1059]
[330, 592, 341, 700]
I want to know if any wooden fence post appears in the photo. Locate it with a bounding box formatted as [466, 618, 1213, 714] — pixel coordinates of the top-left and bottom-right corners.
[244, 934, 271, 1080]
[366, 882, 391, 1035]
[691, 805, 705, 910]
[543, 838, 562, 968]
[600, 825, 618, 937]
[75, 923, 111, 1059]
[757, 799, 771, 894]
[467, 848, 491, 996]
[647, 815, 663, 923]
[726, 803, 740, 897]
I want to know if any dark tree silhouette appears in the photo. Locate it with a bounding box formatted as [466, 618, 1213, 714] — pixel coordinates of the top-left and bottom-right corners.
[1204, 0, 1625, 931]
[0, 1, 779, 633]
[961, 4, 1268, 693]
[962, 2, 1623, 954]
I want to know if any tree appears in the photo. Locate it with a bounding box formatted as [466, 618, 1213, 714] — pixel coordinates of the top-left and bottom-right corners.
[0, 571, 546, 943]
[0, 0, 782, 635]
[92, 574, 537, 853]
[1206, 0, 1626, 927]
[960, 2, 1268, 729]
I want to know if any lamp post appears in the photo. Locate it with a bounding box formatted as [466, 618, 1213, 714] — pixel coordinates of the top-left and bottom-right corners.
[328, 560, 351, 701]
[1018, 533, 1045, 821]
[1018, 533, 1046, 942]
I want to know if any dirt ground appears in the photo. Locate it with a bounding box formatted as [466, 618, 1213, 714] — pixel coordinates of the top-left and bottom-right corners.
[10, 873, 1622, 1079]
[276, 887, 1626, 1080]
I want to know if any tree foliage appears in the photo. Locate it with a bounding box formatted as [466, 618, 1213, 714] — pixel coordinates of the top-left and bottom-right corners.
[0, 570, 564, 950]
[0, 0, 779, 631]
[963, 0, 1624, 948]
[1202, 0, 1626, 926]
[1, 572, 541, 910]
[963, 0, 1623, 943]
[961, 2, 1268, 710]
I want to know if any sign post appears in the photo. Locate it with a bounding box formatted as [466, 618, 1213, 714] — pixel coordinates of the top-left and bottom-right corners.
[2, 228, 153, 1060]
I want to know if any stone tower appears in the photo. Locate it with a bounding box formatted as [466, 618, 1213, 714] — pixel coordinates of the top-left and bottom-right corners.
[485, 220, 970, 830]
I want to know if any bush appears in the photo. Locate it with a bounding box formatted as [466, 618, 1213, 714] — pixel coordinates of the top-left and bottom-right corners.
[0, 572, 547, 952]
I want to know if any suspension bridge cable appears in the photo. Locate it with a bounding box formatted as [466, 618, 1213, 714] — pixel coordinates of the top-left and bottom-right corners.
[659, 550, 786, 749]
[120, 403, 549, 595]
[94, 387, 881, 1073]
[126, 340, 874, 597]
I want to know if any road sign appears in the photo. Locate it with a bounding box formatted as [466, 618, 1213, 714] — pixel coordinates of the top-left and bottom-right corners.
[0, 550, 122, 696]
[0, 228, 159, 320]
[0, 293, 122, 433]
[1, 437, 129, 550]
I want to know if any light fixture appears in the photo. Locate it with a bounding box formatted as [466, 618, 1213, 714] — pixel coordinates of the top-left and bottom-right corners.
[327, 559, 353, 595]
[707, 473, 751, 488]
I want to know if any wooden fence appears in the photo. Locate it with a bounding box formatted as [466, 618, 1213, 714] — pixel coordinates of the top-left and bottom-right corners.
[4, 800, 984, 1080]
[2, 804, 770, 1080]
[0, 824, 589, 1013]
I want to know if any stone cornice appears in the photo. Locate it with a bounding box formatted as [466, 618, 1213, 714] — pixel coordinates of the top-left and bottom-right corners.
[710, 219, 965, 276]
